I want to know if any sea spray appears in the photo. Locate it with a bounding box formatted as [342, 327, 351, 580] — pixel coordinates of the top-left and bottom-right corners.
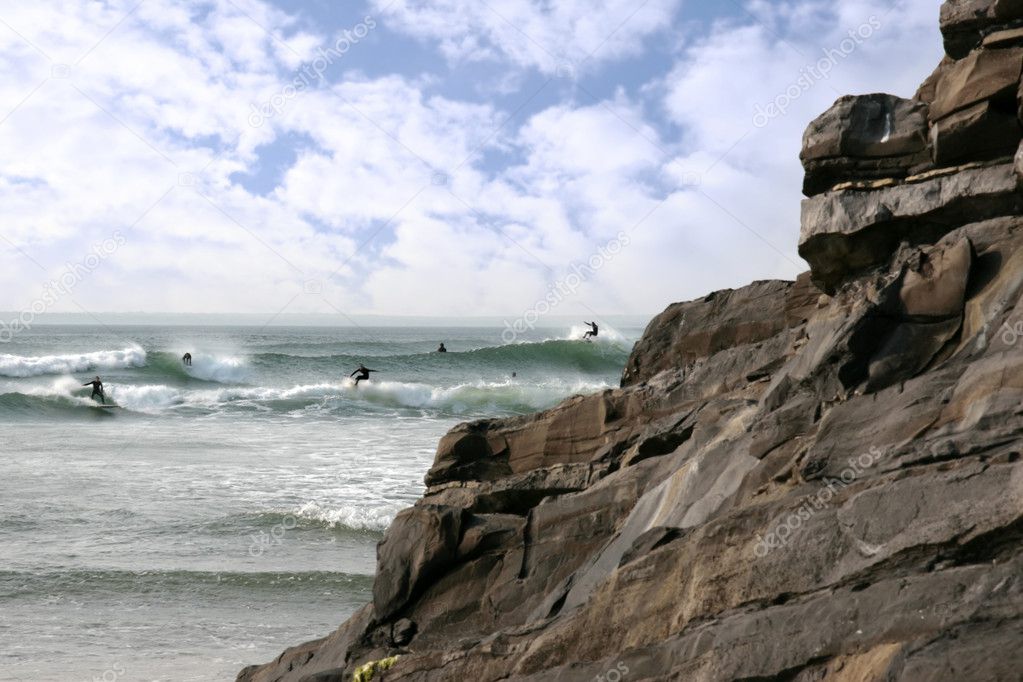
[0, 347, 146, 378]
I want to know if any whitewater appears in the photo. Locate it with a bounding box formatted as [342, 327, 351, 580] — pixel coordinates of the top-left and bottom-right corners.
[0, 322, 639, 681]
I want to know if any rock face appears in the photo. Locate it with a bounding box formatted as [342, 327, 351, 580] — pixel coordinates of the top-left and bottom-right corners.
[800, 8, 1023, 292]
[799, 162, 1023, 293]
[240, 10, 1023, 682]
[940, 0, 1023, 59]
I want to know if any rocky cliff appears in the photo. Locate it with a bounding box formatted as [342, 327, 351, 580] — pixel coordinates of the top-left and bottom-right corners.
[239, 3, 1023, 680]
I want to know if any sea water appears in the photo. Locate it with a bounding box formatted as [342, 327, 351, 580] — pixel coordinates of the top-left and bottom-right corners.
[0, 323, 637, 681]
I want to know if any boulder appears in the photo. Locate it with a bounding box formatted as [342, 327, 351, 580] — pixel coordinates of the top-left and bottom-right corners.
[899, 237, 973, 318]
[802, 95, 930, 160]
[800, 94, 930, 196]
[390, 619, 417, 647]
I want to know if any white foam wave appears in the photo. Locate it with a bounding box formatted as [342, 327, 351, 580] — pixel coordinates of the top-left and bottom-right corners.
[0, 347, 146, 378]
[8, 376, 101, 406]
[185, 355, 249, 383]
[346, 378, 610, 412]
[9, 377, 612, 415]
[293, 501, 395, 532]
[105, 382, 349, 413]
[565, 324, 631, 345]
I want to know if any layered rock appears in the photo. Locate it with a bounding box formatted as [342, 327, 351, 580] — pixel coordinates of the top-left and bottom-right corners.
[940, 0, 1023, 59]
[800, 7, 1023, 291]
[240, 9, 1023, 682]
[930, 45, 1023, 164]
[800, 94, 930, 197]
[799, 161, 1022, 293]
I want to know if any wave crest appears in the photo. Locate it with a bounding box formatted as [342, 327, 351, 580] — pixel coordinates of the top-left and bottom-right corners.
[146, 351, 250, 384]
[0, 347, 146, 378]
[0, 376, 612, 416]
[293, 501, 396, 532]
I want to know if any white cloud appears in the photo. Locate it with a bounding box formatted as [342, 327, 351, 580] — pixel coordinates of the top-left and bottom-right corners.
[371, 0, 682, 73]
[0, 0, 948, 321]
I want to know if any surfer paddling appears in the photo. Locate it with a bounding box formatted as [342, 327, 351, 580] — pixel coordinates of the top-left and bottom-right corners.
[583, 321, 599, 341]
[350, 364, 378, 387]
[182, 352, 192, 366]
[83, 376, 106, 404]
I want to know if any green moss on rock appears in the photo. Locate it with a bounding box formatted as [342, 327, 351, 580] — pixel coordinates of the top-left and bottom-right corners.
[352, 655, 400, 682]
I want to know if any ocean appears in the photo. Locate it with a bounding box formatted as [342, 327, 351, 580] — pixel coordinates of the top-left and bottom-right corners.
[0, 323, 638, 681]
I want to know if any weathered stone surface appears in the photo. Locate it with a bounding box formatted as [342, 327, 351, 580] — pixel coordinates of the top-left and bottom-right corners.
[802, 94, 929, 161]
[426, 389, 645, 488]
[899, 237, 973, 317]
[800, 94, 931, 196]
[931, 46, 1023, 120]
[241, 10, 1023, 682]
[799, 162, 1021, 293]
[915, 56, 954, 105]
[931, 98, 1021, 166]
[940, 0, 1023, 58]
[373, 505, 464, 621]
[619, 279, 803, 387]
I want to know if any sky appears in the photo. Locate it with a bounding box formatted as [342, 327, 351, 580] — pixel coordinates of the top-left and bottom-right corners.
[0, 0, 944, 324]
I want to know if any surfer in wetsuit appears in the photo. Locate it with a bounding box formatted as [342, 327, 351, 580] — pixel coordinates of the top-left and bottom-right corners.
[583, 321, 599, 341]
[350, 364, 377, 387]
[182, 352, 192, 366]
[83, 376, 106, 404]
[437, 343, 447, 353]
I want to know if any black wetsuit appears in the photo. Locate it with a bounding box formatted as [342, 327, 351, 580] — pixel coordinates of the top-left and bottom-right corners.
[83, 380, 105, 404]
[182, 353, 192, 366]
[583, 322, 599, 340]
[437, 344, 447, 353]
[350, 367, 376, 386]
